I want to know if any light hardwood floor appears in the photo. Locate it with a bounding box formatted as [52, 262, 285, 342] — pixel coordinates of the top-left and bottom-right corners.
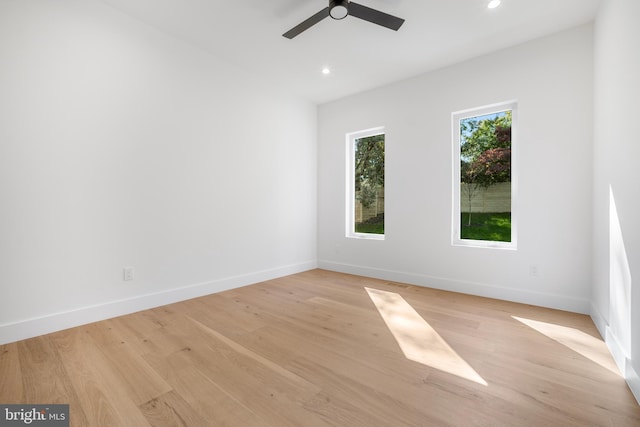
[1, 269, 639, 426]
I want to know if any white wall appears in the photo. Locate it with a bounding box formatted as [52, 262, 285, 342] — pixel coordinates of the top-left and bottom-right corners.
[592, 0, 640, 403]
[318, 25, 594, 313]
[0, 0, 317, 344]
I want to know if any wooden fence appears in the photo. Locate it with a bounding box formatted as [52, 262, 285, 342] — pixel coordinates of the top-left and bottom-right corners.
[355, 187, 385, 223]
[461, 182, 511, 213]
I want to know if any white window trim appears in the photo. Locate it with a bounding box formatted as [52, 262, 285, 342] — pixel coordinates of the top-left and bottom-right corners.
[451, 101, 517, 250]
[346, 127, 385, 240]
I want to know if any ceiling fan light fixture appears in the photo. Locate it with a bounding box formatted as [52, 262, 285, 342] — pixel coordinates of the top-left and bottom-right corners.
[282, 0, 404, 39]
[329, 0, 349, 20]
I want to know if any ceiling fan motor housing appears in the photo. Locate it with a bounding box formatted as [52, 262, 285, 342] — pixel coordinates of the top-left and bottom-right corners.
[330, 0, 349, 20]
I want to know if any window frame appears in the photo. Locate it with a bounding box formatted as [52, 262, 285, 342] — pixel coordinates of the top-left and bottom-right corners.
[346, 127, 386, 241]
[451, 101, 517, 250]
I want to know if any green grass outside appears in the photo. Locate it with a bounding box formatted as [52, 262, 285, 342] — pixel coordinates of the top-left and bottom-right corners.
[461, 212, 511, 242]
[355, 222, 384, 234]
[355, 213, 384, 234]
[354, 212, 509, 240]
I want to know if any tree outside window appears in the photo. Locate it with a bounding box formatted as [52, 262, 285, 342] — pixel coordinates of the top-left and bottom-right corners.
[354, 134, 385, 235]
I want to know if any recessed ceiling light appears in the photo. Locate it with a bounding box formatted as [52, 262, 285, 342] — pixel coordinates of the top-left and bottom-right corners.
[322, 67, 331, 75]
[488, 0, 501, 9]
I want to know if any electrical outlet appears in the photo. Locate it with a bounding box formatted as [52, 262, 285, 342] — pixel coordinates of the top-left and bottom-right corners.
[123, 267, 135, 281]
[529, 264, 539, 277]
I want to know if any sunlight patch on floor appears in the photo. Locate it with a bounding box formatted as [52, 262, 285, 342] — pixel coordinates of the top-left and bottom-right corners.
[512, 316, 620, 376]
[366, 287, 487, 386]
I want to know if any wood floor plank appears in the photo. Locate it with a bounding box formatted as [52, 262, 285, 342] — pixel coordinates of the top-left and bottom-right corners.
[170, 330, 328, 426]
[143, 349, 271, 427]
[0, 343, 23, 403]
[181, 293, 267, 334]
[291, 353, 467, 426]
[151, 340, 329, 427]
[186, 316, 318, 392]
[248, 323, 521, 426]
[51, 328, 151, 426]
[89, 310, 169, 356]
[216, 284, 405, 358]
[139, 390, 209, 427]
[2, 269, 639, 426]
[16, 335, 90, 425]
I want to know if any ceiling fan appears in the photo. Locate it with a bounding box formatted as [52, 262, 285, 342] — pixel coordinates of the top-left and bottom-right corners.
[283, 0, 405, 39]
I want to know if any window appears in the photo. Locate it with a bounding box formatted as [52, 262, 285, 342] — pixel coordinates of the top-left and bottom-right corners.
[452, 102, 516, 249]
[346, 127, 385, 240]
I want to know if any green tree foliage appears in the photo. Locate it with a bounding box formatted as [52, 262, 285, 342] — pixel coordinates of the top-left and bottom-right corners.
[355, 135, 384, 208]
[460, 111, 512, 163]
[461, 111, 511, 187]
[469, 147, 511, 186]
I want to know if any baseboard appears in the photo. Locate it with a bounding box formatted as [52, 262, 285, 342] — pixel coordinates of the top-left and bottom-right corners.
[627, 363, 640, 405]
[590, 303, 640, 406]
[318, 260, 590, 314]
[606, 329, 640, 405]
[0, 260, 317, 345]
[604, 326, 628, 374]
[589, 302, 608, 339]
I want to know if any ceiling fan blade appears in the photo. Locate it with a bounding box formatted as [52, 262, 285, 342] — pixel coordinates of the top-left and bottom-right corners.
[283, 7, 330, 39]
[348, 2, 404, 31]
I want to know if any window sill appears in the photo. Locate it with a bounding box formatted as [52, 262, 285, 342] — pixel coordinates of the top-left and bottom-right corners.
[347, 233, 385, 241]
[452, 239, 516, 250]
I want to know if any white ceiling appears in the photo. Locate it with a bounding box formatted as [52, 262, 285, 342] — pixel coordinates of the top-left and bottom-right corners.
[101, 0, 601, 104]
